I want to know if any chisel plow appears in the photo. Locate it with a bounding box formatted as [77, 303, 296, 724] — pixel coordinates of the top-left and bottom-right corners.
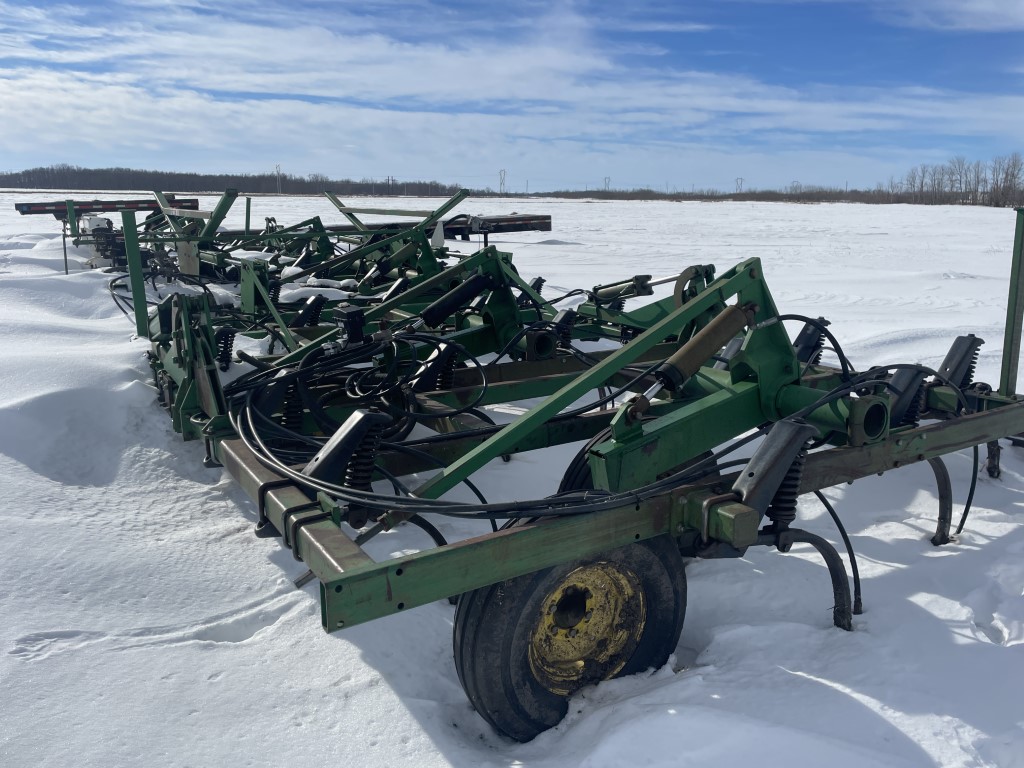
[21, 189, 1024, 741]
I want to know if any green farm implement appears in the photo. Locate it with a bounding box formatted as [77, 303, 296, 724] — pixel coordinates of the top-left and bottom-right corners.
[19, 191, 1024, 741]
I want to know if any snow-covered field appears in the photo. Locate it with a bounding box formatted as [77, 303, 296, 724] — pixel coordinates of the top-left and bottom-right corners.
[1, 193, 1022, 767]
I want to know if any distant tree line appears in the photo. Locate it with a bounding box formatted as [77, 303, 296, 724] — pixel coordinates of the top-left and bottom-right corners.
[0, 164, 461, 198]
[874, 153, 1024, 206]
[2, 155, 1022, 206]
[536, 152, 1024, 207]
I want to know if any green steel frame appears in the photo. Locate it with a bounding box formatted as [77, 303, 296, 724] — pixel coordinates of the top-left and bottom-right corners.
[90, 189, 1024, 738]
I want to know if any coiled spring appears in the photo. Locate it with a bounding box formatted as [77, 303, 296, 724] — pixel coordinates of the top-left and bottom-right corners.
[766, 444, 808, 530]
[344, 417, 385, 492]
[214, 327, 237, 372]
[281, 381, 304, 432]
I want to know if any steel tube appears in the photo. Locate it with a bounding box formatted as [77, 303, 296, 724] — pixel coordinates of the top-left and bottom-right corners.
[999, 208, 1024, 397]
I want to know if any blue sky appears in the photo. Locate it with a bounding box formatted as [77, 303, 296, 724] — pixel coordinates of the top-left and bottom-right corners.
[1, 0, 1022, 192]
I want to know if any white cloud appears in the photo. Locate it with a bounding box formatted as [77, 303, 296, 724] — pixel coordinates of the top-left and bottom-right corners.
[0, 0, 1021, 190]
[879, 0, 1024, 30]
[602, 21, 713, 33]
[750, 0, 1024, 30]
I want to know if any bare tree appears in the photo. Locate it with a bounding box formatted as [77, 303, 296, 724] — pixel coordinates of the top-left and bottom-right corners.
[929, 164, 950, 204]
[947, 156, 967, 203]
[904, 166, 919, 203]
[915, 163, 929, 203]
[1002, 152, 1023, 206]
[967, 160, 985, 205]
[887, 175, 904, 202]
[989, 156, 1007, 206]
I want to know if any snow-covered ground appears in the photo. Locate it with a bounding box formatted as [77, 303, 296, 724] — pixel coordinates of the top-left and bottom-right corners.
[1, 193, 1022, 767]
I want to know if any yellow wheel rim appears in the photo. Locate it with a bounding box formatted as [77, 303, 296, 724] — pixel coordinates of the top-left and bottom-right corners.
[528, 561, 646, 696]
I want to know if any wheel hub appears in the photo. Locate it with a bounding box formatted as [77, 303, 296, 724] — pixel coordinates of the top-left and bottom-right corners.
[528, 561, 647, 695]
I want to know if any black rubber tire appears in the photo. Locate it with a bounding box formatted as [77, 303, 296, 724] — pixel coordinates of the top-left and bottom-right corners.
[452, 534, 686, 742]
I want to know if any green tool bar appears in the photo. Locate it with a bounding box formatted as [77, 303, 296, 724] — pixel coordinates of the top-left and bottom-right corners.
[319, 494, 678, 631]
[121, 210, 150, 338]
[801, 397, 1024, 490]
[999, 208, 1024, 397]
[410, 259, 760, 503]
